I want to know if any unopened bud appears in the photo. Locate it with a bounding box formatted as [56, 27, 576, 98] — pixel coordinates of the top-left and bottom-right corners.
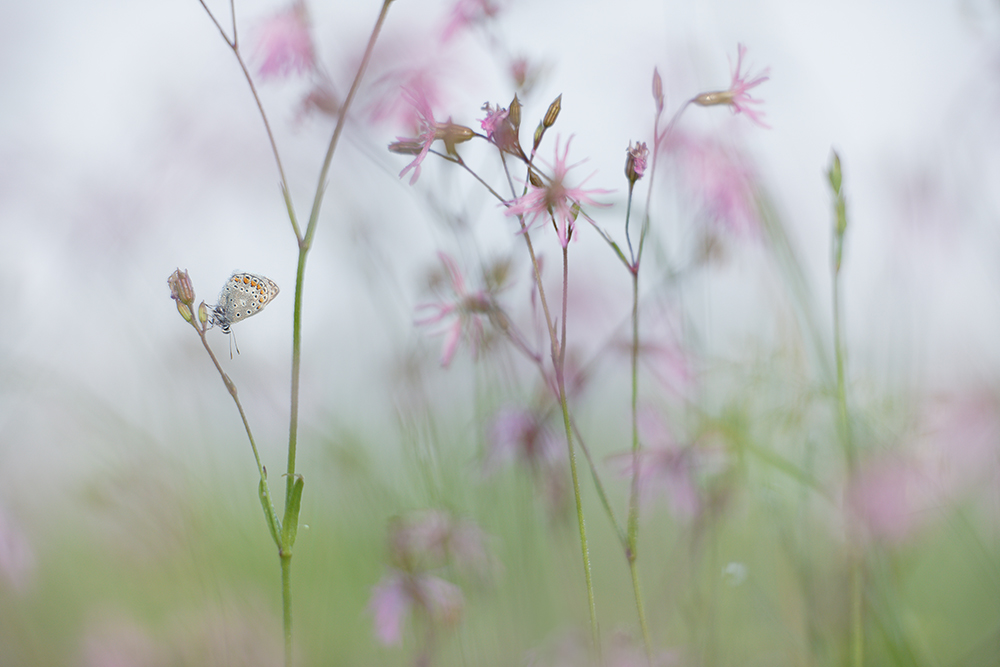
[652, 68, 664, 113]
[176, 300, 193, 323]
[528, 169, 544, 188]
[508, 94, 522, 130]
[168, 268, 195, 306]
[533, 121, 545, 151]
[543, 94, 562, 128]
[827, 150, 842, 194]
[625, 141, 649, 184]
[388, 140, 425, 155]
[439, 122, 475, 155]
[693, 90, 732, 108]
[198, 302, 209, 324]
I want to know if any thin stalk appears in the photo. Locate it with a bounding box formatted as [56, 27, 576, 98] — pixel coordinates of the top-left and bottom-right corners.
[281, 552, 292, 665]
[558, 245, 600, 654]
[197, 327, 266, 481]
[196, 0, 302, 240]
[276, 7, 391, 666]
[289, 0, 394, 497]
[834, 275, 862, 667]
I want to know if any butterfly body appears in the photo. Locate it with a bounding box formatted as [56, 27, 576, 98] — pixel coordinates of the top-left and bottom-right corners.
[211, 272, 280, 333]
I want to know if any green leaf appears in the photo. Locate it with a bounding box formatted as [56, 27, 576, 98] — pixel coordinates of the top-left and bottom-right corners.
[280, 474, 305, 553]
[259, 476, 282, 549]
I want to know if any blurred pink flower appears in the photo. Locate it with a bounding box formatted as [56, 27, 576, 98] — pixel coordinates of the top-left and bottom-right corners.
[725, 44, 770, 127]
[0, 506, 33, 594]
[694, 43, 770, 128]
[81, 616, 162, 667]
[388, 509, 494, 578]
[369, 571, 464, 646]
[485, 406, 563, 474]
[504, 136, 612, 247]
[415, 252, 493, 367]
[253, 0, 315, 80]
[666, 132, 760, 236]
[440, 0, 502, 41]
[846, 391, 1000, 543]
[396, 88, 440, 185]
[610, 409, 705, 520]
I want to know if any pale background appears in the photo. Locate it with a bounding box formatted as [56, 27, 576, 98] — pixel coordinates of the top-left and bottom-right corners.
[2, 0, 999, 531]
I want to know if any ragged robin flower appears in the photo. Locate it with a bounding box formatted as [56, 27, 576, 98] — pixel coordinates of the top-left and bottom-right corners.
[694, 43, 770, 128]
[392, 88, 474, 185]
[504, 135, 611, 247]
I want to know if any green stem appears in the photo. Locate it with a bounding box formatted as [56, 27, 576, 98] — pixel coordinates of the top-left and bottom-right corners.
[834, 274, 862, 666]
[281, 553, 293, 665]
[197, 327, 266, 482]
[558, 245, 600, 655]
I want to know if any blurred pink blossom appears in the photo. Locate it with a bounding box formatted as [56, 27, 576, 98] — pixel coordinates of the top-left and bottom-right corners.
[388, 509, 494, 578]
[725, 44, 770, 127]
[369, 571, 464, 646]
[504, 136, 612, 247]
[665, 132, 760, 236]
[81, 616, 163, 667]
[440, 0, 502, 41]
[610, 409, 707, 520]
[0, 506, 33, 594]
[252, 0, 315, 80]
[485, 406, 563, 474]
[395, 88, 441, 185]
[415, 252, 493, 366]
[846, 391, 1000, 543]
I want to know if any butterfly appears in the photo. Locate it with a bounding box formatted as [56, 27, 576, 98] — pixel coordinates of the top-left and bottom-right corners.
[210, 272, 280, 334]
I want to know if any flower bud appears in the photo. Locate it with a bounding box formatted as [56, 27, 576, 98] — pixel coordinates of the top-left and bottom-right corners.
[827, 150, 842, 194]
[198, 302, 209, 324]
[625, 141, 649, 184]
[693, 90, 733, 108]
[388, 140, 425, 155]
[168, 268, 195, 306]
[543, 94, 562, 128]
[533, 120, 545, 151]
[438, 122, 475, 155]
[528, 169, 543, 189]
[508, 94, 522, 130]
[176, 300, 193, 323]
[652, 68, 664, 113]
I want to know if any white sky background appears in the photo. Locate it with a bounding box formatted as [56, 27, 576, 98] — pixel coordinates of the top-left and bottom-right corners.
[2, 0, 1000, 518]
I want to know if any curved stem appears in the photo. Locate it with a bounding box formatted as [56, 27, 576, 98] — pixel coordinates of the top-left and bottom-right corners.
[197, 328, 266, 481]
[197, 0, 301, 240]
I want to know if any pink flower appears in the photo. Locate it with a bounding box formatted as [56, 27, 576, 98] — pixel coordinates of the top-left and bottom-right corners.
[666, 132, 761, 236]
[504, 136, 612, 247]
[415, 252, 493, 367]
[610, 409, 712, 520]
[440, 0, 502, 41]
[369, 571, 464, 646]
[395, 88, 439, 185]
[479, 103, 509, 140]
[846, 391, 1000, 543]
[694, 44, 770, 128]
[485, 406, 563, 474]
[0, 506, 33, 594]
[388, 510, 494, 578]
[625, 141, 649, 183]
[253, 0, 315, 80]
